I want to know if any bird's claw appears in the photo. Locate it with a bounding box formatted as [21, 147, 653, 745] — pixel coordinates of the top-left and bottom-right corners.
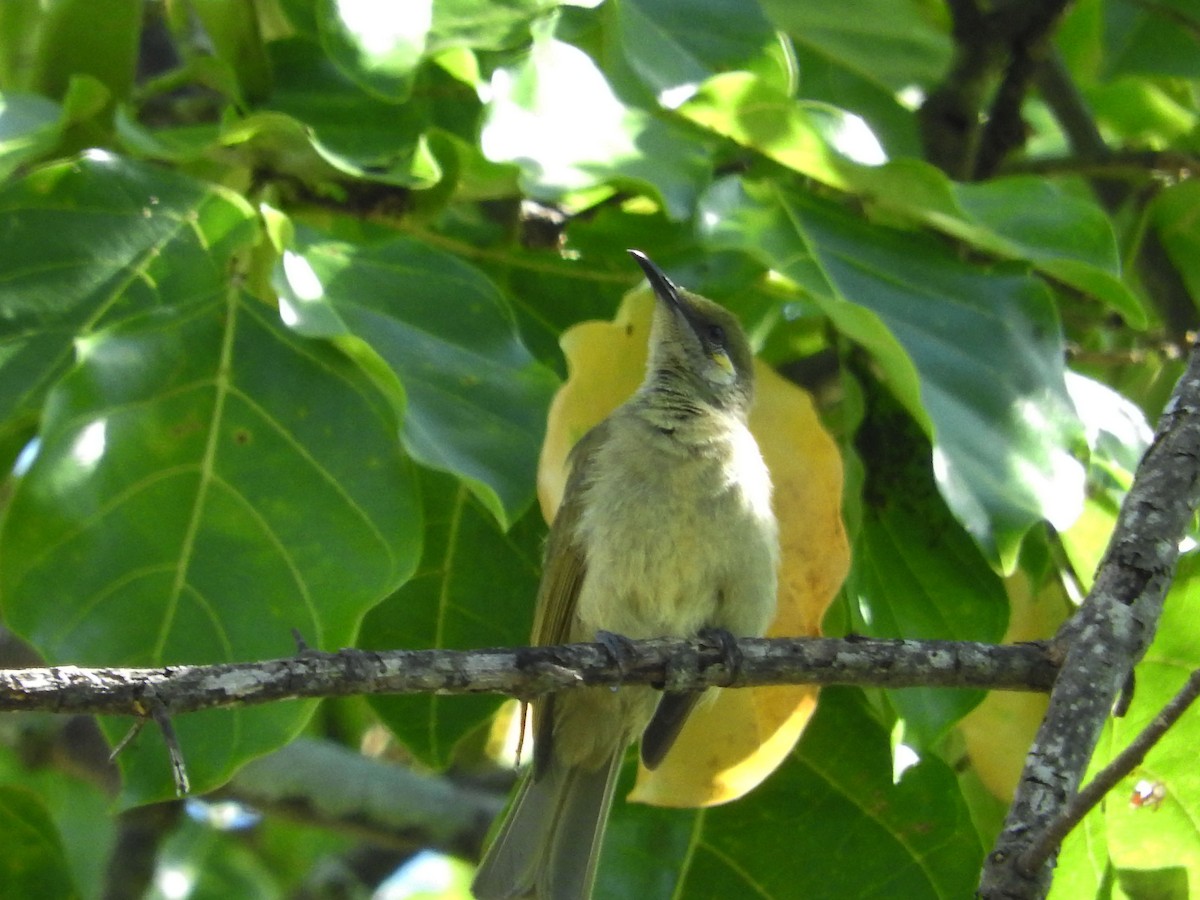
[595, 629, 638, 677]
[698, 626, 742, 685]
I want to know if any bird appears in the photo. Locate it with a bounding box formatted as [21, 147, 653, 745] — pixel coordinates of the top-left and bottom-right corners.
[471, 250, 779, 900]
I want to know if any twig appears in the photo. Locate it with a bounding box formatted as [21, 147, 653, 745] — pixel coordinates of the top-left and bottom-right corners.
[149, 699, 190, 796]
[1003, 145, 1200, 182]
[109, 717, 147, 762]
[979, 341, 1200, 898]
[109, 692, 191, 794]
[1019, 666, 1200, 874]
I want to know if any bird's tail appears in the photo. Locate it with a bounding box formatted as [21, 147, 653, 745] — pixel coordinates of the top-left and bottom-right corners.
[472, 749, 623, 900]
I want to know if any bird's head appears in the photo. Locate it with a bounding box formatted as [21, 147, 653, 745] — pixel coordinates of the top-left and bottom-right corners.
[629, 250, 756, 419]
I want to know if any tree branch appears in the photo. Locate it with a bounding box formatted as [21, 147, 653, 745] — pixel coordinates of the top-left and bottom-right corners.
[979, 341, 1200, 898]
[220, 738, 505, 859]
[917, 0, 1071, 179]
[0, 637, 1058, 718]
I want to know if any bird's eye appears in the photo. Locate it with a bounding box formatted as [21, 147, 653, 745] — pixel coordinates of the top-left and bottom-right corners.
[706, 323, 726, 345]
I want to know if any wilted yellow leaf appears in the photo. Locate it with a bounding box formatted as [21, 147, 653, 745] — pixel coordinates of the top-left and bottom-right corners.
[539, 286, 850, 807]
[958, 570, 1070, 800]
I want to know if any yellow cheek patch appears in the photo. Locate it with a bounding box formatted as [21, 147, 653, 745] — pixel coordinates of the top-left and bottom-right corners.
[710, 349, 736, 383]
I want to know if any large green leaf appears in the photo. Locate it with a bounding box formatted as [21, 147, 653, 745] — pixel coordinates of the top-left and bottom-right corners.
[2, 292, 420, 662]
[275, 226, 559, 527]
[0, 292, 421, 804]
[0, 152, 258, 469]
[0, 157, 421, 803]
[262, 37, 441, 187]
[600, 687, 982, 899]
[362, 469, 544, 766]
[1057, 555, 1200, 893]
[611, 0, 791, 107]
[1102, 0, 1200, 79]
[717, 0, 945, 156]
[758, 0, 951, 92]
[315, 0, 429, 101]
[1152, 178, 1200, 313]
[845, 390, 1008, 745]
[20, 0, 141, 102]
[1048, 805, 1110, 900]
[679, 75, 1143, 325]
[0, 91, 63, 178]
[0, 786, 78, 899]
[0, 742, 114, 900]
[702, 178, 1085, 567]
[430, 0, 558, 50]
[480, 20, 710, 218]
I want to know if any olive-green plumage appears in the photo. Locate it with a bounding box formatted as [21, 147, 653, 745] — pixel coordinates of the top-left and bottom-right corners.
[472, 251, 778, 900]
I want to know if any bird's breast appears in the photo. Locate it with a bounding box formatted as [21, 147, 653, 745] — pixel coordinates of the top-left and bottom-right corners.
[572, 417, 778, 641]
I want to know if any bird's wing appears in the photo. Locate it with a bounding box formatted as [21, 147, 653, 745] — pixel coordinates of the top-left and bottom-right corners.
[530, 422, 605, 647]
[530, 422, 605, 777]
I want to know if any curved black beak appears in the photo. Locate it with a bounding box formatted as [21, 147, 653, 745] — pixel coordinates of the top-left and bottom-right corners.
[628, 249, 684, 312]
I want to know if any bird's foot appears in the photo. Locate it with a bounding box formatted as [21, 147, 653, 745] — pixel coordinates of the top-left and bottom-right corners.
[595, 629, 638, 677]
[698, 626, 742, 686]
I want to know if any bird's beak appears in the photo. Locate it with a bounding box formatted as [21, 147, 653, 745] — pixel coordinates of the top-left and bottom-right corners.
[628, 249, 685, 313]
[629, 249, 737, 383]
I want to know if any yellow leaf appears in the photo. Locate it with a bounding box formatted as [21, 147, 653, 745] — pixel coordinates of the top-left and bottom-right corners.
[958, 570, 1070, 800]
[539, 286, 850, 807]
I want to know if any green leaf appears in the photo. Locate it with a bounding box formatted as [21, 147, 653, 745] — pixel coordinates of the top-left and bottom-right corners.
[793, 195, 1085, 568]
[1102, 0, 1200, 79]
[679, 72, 858, 187]
[0, 92, 63, 178]
[315, 0, 430, 101]
[680, 78, 1142, 324]
[0, 786, 79, 900]
[1048, 804, 1110, 900]
[191, 0, 274, 102]
[262, 37, 441, 187]
[23, 0, 141, 103]
[480, 22, 710, 218]
[702, 179, 1085, 567]
[1, 290, 421, 803]
[845, 391, 1008, 745]
[0, 741, 114, 899]
[602, 687, 983, 899]
[1152, 179, 1200, 312]
[0, 152, 258, 470]
[789, 47, 922, 158]
[155, 814, 280, 898]
[758, 0, 952, 92]
[612, 0, 790, 107]
[1088, 77, 1197, 151]
[276, 226, 559, 526]
[429, 0, 556, 51]
[1077, 555, 1200, 891]
[0, 153, 422, 802]
[949, 178, 1145, 328]
[362, 469, 543, 766]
